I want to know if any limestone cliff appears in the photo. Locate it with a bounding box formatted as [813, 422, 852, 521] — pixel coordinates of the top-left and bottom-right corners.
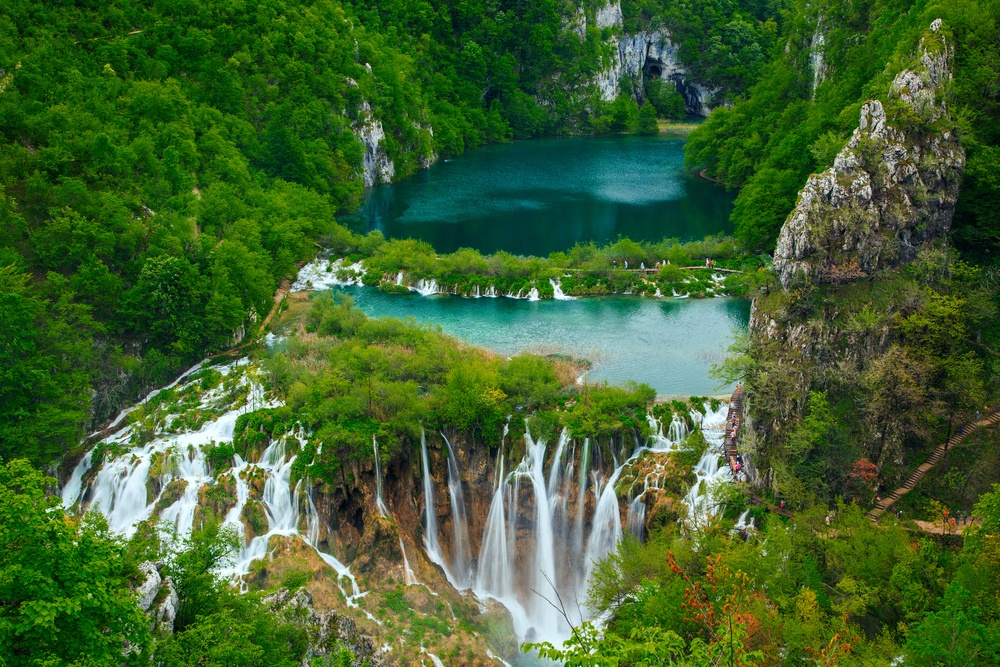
[589, 1, 716, 114]
[353, 101, 396, 188]
[773, 19, 964, 288]
[742, 20, 970, 494]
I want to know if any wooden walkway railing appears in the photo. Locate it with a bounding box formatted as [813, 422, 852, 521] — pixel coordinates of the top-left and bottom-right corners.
[867, 409, 1000, 521]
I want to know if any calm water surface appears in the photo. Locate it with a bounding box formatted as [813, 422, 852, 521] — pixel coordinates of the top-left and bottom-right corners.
[348, 135, 735, 256]
[340, 286, 750, 397]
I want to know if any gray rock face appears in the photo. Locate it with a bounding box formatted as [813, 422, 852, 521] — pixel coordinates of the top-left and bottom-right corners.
[134, 561, 179, 635]
[773, 20, 964, 288]
[353, 101, 395, 188]
[593, 17, 715, 115]
[264, 588, 388, 667]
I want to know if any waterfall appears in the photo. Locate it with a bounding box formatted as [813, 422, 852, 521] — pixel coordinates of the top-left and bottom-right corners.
[61, 451, 93, 510]
[292, 258, 366, 291]
[522, 429, 559, 629]
[550, 278, 576, 300]
[395, 271, 404, 286]
[399, 538, 420, 586]
[442, 432, 472, 588]
[572, 438, 590, 558]
[626, 493, 646, 538]
[484, 285, 497, 298]
[421, 431, 448, 575]
[684, 403, 731, 525]
[527, 287, 540, 301]
[475, 455, 512, 598]
[733, 509, 755, 533]
[373, 435, 388, 517]
[582, 464, 623, 591]
[413, 278, 439, 296]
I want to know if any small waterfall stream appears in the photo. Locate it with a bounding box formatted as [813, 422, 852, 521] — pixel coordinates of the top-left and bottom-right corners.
[442, 432, 473, 588]
[373, 435, 388, 517]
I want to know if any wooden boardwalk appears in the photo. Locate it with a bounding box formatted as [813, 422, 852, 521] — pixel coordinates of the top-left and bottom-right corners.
[723, 387, 744, 481]
[867, 409, 1000, 521]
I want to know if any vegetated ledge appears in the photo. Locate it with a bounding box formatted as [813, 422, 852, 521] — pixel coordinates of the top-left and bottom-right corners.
[293, 235, 768, 300]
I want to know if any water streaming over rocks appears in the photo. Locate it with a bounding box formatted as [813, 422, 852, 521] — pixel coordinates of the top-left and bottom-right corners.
[61, 353, 738, 653]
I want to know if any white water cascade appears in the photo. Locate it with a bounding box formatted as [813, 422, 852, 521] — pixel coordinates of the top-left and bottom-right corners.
[64, 351, 741, 654]
[373, 435, 388, 517]
[400, 538, 420, 586]
[442, 432, 473, 588]
[550, 278, 576, 300]
[421, 431, 449, 577]
[60, 358, 366, 607]
[684, 403, 731, 525]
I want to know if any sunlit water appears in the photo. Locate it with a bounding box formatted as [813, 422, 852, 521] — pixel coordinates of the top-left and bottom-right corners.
[338, 286, 749, 397]
[347, 135, 735, 256]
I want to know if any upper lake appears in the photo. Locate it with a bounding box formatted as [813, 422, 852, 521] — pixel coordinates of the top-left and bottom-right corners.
[347, 134, 735, 256]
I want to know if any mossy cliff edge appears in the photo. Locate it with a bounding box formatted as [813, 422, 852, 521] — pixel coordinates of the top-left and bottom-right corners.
[738, 22, 994, 505]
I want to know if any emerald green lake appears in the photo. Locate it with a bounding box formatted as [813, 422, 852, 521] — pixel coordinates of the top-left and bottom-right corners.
[348, 135, 735, 256]
[329, 134, 748, 396]
[336, 286, 749, 397]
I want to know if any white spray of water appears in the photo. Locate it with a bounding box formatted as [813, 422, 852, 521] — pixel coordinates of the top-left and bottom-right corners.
[373, 435, 388, 517]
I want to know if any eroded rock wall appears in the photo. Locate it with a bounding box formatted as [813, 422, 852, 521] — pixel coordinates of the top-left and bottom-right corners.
[773, 19, 964, 288]
[591, 1, 715, 114]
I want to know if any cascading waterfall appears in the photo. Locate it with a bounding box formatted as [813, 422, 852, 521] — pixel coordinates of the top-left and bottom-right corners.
[581, 463, 623, 591]
[373, 435, 388, 517]
[550, 278, 576, 300]
[421, 431, 448, 576]
[61, 358, 366, 609]
[400, 538, 420, 586]
[475, 455, 512, 599]
[442, 432, 473, 588]
[683, 403, 731, 525]
[414, 278, 441, 296]
[64, 349, 743, 653]
[572, 437, 590, 558]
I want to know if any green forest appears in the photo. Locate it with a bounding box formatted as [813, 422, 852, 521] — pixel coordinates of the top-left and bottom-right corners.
[0, 0, 786, 466]
[3, 0, 1000, 665]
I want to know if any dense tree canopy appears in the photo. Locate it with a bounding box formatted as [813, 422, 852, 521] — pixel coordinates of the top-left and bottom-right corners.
[0, 0, 783, 466]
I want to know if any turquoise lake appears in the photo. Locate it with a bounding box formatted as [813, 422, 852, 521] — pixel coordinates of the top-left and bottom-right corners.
[338, 135, 747, 396]
[348, 134, 735, 256]
[337, 286, 749, 397]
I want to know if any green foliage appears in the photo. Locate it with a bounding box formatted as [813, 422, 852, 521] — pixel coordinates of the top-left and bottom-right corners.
[0, 459, 149, 665]
[687, 0, 1000, 255]
[0, 265, 97, 466]
[645, 78, 687, 119]
[637, 101, 660, 135]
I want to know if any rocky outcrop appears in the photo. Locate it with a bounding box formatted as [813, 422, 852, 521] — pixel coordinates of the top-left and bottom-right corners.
[591, 1, 714, 114]
[773, 19, 964, 288]
[135, 561, 179, 635]
[353, 101, 396, 188]
[264, 588, 388, 667]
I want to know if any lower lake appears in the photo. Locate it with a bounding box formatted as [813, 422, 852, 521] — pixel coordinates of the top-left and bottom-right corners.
[338, 286, 750, 397]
